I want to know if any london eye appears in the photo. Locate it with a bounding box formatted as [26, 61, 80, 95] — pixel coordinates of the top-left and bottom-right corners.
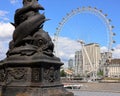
[53, 7, 116, 78]
[54, 7, 115, 55]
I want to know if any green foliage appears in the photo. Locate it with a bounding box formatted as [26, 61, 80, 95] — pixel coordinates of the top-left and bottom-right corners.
[60, 69, 66, 77]
[97, 70, 104, 76]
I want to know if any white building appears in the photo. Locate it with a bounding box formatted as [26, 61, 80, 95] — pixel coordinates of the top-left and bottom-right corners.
[83, 43, 101, 76]
[107, 59, 120, 78]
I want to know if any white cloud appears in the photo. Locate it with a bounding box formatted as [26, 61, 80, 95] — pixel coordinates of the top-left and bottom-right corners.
[100, 46, 108, 53]
[0, 10, 8, 17]
[112, 44, 120, 58]
[10, 0, 18, 4]
[0, 22, 14, 38]
[116, 44, 120, 49]
[0, 42, 7, 60]
[0, 22, 14, 60]
[54, 37, 81, 64]
[0, 10, 9, 21]
[3, 18, 10, 21]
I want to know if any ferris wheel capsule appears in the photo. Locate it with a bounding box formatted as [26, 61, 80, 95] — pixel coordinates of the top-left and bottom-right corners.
[104, 14, 108, 16]
[113, 32, 116, 36]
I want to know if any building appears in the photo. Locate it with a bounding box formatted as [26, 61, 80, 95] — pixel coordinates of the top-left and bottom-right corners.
[68, 59, 73, 69]
[83, 43, 101, 77]
[74, 51, 83, 76]
[107, 59, 120, 78]
[100, 52, 112, 76]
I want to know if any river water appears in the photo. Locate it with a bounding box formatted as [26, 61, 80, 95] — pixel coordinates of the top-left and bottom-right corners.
[70, 90, 120, 96]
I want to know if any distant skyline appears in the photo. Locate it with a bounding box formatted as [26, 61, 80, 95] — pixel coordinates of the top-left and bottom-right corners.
[0, 0, 120, 67]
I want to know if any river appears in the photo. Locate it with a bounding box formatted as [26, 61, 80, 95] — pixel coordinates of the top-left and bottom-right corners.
[70, 90, 120, 96]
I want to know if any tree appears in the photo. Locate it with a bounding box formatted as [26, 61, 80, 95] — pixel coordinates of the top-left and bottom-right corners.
[97, 70, 104, 76]
[60, 69, 66, 77]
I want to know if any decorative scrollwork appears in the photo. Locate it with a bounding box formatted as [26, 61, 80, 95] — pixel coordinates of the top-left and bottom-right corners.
[0, 69, 5, 82]
[43, 67, 59, 82]
[7, 68, 27, 81]
[32, 68, 41, 82]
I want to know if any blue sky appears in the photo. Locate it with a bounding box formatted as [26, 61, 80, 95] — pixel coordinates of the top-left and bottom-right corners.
[0, 0, 120, 66]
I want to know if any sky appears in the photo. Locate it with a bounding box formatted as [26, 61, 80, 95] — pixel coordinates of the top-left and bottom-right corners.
[0, 0, 120, 67]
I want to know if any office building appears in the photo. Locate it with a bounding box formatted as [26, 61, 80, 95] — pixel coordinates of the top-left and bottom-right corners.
[68, 59, 73, 69]
[83, 43, 101, 76]
[74, 51, 83, 75]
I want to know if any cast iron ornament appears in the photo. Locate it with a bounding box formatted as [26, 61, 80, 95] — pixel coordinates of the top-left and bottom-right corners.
[7, 0, 54, 57]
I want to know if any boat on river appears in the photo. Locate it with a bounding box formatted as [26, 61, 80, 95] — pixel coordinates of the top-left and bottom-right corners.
[64, 84, 83, 89]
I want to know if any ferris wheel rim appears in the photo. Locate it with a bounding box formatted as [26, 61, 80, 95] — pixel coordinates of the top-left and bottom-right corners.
[54, 6, 115, 56]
